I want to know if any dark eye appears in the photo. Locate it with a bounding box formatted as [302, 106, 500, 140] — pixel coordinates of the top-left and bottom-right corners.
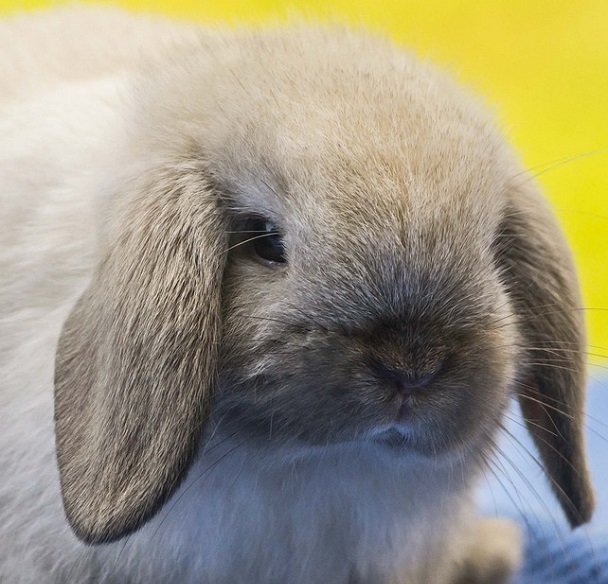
[243, 217, 286, 265]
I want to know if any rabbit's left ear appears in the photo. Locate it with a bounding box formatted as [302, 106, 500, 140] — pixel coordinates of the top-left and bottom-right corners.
[497, 180, 594, 528]
[54, 169, 227, 544]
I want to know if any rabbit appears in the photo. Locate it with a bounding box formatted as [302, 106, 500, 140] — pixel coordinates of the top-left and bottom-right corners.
[0, 6, 595, 584]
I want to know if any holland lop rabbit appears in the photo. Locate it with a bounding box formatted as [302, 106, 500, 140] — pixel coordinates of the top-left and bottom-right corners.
[0, 6, 594, 584]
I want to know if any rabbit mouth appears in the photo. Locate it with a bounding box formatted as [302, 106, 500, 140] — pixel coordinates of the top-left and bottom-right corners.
[369, 425, 413, 449]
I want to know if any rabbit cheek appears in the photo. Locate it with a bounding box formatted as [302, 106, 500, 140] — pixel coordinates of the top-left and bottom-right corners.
[215, 337, 384, 444]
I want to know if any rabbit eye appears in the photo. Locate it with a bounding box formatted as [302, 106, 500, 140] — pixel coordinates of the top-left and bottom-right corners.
[242, 217, 286, 266]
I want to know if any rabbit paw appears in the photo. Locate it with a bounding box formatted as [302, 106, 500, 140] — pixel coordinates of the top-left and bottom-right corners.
[452, 518, 522, 584]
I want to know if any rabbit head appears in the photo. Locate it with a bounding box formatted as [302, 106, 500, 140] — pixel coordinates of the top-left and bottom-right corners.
[54, 28, 593, 544]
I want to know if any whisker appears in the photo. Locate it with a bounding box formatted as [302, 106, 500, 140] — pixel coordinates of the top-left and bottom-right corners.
[225, 232, 276, 254]
[500, 424, 598, 560]
[503, 411, 557, 437]
[496, 440, 560, 532]
[485, 457, 536, 532]
[509, 148, 608, 187]
[148, 433, 248, 547]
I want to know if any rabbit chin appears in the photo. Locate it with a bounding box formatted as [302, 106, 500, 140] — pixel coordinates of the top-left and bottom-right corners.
[202, 410, 493, 471]
[209, 388, 501, 464]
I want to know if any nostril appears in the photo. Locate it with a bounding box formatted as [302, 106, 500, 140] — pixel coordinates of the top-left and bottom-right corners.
[369, 360, 441, 394]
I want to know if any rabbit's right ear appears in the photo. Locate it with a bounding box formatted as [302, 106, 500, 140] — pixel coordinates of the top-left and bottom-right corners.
[54, 169, 227, 544]
[497, 179, 594, 528]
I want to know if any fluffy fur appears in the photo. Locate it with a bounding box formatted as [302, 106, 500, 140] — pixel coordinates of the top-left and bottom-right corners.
[0, 7, 593, 583]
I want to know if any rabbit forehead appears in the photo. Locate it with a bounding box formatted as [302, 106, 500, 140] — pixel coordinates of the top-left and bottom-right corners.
[131, 26, 512, 259]
[213, 96, 509, 273]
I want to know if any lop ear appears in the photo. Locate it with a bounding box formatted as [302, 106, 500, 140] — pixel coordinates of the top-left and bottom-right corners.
[54, 169, 227, 543]
[498, 179, 594, 528]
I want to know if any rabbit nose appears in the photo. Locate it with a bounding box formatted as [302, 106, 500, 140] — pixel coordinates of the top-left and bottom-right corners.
[370, 361, 440, 395]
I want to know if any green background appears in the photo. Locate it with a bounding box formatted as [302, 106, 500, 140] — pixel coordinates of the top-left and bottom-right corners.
[2, 0, 607, 360]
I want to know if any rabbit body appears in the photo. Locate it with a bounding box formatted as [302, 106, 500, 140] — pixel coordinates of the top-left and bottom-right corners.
[0, 7, 592, 584]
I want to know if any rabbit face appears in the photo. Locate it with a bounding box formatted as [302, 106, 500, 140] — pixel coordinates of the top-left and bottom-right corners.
[214, 123, 520, 456]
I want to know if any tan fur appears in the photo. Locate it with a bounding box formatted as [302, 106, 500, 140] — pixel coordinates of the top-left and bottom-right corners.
[0, 6, 593, 583]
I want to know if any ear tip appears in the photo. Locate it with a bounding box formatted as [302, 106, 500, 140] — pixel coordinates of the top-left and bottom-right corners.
[69, 519, 118, 545]
[563, 486, 595, 529]
[58, 465, 160, 545]
[62, 495, 142, 545]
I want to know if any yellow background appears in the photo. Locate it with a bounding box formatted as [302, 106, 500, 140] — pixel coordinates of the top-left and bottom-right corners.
[2, 0, 607, 359]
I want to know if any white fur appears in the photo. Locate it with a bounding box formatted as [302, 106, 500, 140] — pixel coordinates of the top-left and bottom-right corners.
[96, 443, 470, 584]
[0, 76, 120, 582]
